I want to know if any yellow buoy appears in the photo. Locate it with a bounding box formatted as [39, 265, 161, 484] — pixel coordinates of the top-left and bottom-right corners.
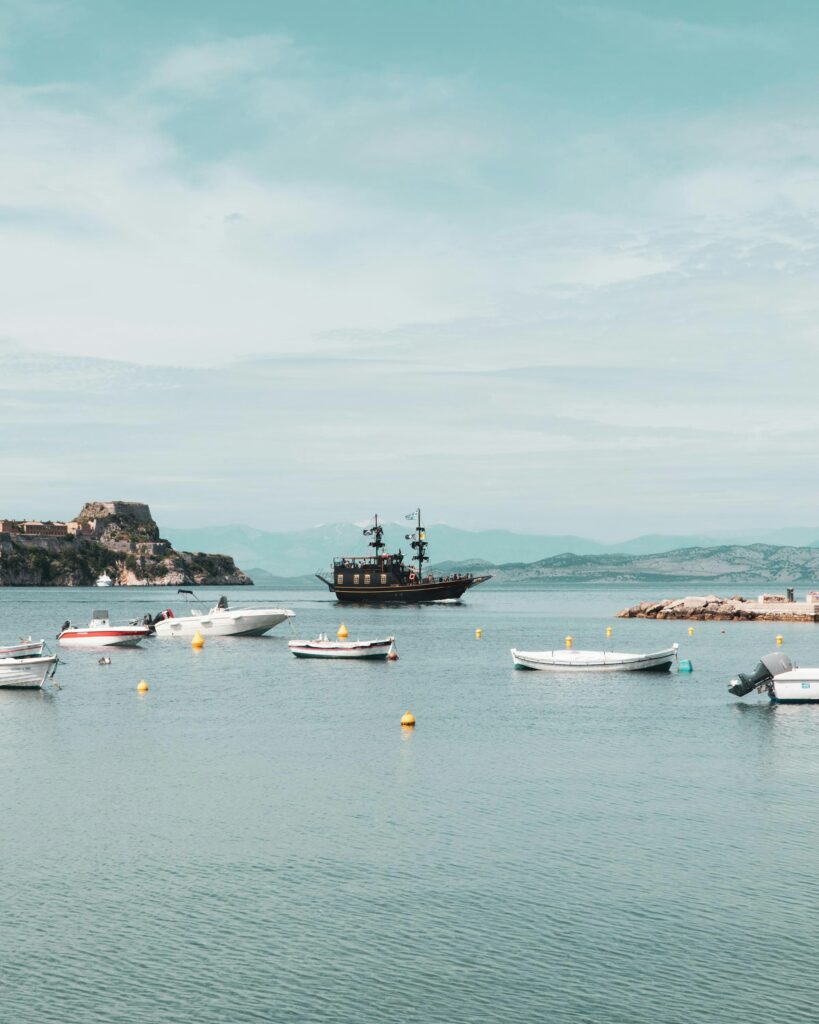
[565, 635, 573, 649]
[137, 680, 149, 694]
[337, 623, 349, 639]
[688, 626, 695, 636]
[400, 711, 415, 727]
[475, 628, 482, 639]
[606, 627, 612, 637]
[776, 634, 784, 646]
[191, 630, 205, 649]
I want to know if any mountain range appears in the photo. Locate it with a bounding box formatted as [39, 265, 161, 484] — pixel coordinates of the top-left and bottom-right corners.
[434, 545, 819, 586]
[161, 522, 819, 580]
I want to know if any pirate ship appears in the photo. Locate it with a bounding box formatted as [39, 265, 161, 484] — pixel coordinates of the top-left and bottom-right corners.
[317, 510, 491, 604]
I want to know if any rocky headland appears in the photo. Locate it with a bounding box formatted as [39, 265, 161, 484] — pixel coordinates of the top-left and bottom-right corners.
[0, 501, 251, 586]
[618, 595, 819, 622]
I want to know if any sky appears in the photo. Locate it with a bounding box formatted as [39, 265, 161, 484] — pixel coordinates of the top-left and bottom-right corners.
[2, 0, 819, 536]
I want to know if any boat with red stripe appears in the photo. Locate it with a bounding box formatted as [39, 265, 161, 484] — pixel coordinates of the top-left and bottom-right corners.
[58, 610, 151, 648]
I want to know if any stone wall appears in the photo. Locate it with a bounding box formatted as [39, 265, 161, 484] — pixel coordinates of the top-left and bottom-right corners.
[77, 501, 153, 524]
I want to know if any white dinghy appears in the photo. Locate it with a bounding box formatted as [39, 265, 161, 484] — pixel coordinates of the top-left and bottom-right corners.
[289, 635, 396, 659]
[729, 652, 819, 703]
[152, 592, 294, 638]
[0, 654, 59, 689]
[0, 638, 45, 659]
[511, 644, 679, 672]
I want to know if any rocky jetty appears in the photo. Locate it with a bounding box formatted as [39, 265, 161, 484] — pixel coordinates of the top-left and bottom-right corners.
[618, 595, 819, 622]
[0, 501, 251, 587]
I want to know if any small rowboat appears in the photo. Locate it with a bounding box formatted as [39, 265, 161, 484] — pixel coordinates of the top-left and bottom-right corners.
[0, 654, 59, 689]
[58, 610, 151, 648]
[289, 635, 396, 659]
[0, 638, 45, 659]
[511, 644, 678, 672]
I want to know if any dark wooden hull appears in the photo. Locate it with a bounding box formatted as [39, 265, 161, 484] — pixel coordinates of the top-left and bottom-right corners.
[318, 575, 491, 604]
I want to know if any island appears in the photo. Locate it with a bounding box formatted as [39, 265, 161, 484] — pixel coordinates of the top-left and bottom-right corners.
[0, 501, 251, 586]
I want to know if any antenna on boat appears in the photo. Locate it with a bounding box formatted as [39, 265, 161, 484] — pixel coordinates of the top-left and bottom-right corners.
[363, 514, 384, 559]
[404, 508, 427, 577]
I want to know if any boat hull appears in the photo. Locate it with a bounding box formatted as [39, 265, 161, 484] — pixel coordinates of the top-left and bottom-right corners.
[153, 609, 294, 638]
[58, 628, 150, 648]
[771, 671, 819, 703]
[289, 637, 394, 659]
[511, 647, 678, 672]
[0, 655, 58, 689]
[324, 576, 490, 604]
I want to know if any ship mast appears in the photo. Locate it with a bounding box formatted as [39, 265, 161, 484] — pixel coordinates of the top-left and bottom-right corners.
[363, 514, 384, 560]
[405, 508, 428, 577]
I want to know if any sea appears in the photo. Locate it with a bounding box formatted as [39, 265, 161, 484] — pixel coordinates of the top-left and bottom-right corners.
[1, 582, 818, 1024]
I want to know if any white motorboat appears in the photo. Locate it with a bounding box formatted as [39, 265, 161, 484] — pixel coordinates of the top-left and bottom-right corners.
[729, 652, 819, 703]
[0, 638, 45, 659]
[511, 644, 679, 672]
[289, 635, 396, 659]
[58, 610, 151, 648]
[0, 654, 58, 689]
[96, 572, 113, 587]
[152, 592, 294, 638]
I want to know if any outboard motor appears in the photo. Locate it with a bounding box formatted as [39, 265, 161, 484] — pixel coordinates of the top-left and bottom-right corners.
[729, 652, 793, 697]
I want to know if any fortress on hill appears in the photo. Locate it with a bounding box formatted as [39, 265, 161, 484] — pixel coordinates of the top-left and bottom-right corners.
[0, 502, 154, 540]
[0, 501, 250, 587]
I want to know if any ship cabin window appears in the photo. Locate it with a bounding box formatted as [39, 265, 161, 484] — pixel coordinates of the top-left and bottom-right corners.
[364, 574, 371, 584]
[354, 574, 360, 584]
[337, 574, 343, 585]
[380, 574, 387, 584]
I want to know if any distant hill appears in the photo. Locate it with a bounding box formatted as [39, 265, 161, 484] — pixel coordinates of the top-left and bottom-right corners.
[439, 544, 819, 585]
[161, 522, 819, 578]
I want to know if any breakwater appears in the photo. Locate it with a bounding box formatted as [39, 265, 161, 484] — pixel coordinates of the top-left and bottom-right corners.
[618, 594, 819, 621]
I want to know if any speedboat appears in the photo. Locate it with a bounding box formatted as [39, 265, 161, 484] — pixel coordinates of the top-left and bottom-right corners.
[289, 635, 396, 659]
[0, 638, 45, 659]
[96, 572, 113, 587]
[511, 644, 679, 672]
[0, 654, 59, 689]
[729, 652, 819, 702]
[152, 592, 294, 638]
[58, 610, 151, 648]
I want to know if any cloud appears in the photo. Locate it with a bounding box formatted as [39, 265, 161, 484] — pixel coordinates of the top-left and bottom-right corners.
[2, 16, 819, 532]
[560, 3, 781, 51]
[143, 34, 295, 97]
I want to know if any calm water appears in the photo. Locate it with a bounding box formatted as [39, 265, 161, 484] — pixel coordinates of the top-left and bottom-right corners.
[2, 584, 819, 1023]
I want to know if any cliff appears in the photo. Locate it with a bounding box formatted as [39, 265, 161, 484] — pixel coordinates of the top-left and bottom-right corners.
[0, 502, 251, 587]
